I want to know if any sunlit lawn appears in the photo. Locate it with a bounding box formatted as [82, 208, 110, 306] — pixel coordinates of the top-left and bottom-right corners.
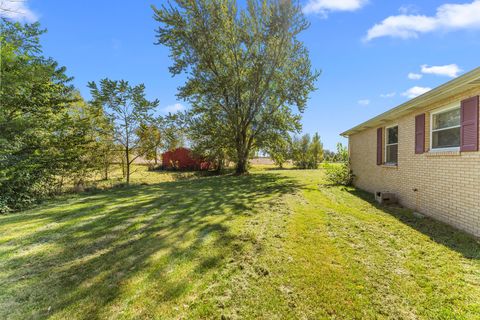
[89, 164, 207, 188]
[1, 168, 479, 319]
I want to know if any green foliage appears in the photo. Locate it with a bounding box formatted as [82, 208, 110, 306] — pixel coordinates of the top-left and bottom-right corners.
[0, 19, 99, 210]
[263, 132, 292, 169]
[323, 149, 336, 162]
[335, 142, 349, 162]
[184, 111, 231, 171]
[88, 79, 159, 184]
[137, 119, 164, 165]
[310, 132, 324, 168]
[290, 133, 324, 169]
[324, 143, 354, 186]
[323, 143, 349, 163]
[153, 0, 319, 174]
[267, 137, 290, 169]
[70, 95, 118, 182]
[92, 114, 117, 180]
[290, 134, 310, 169]
[324, 162, 354, 186]
[163, 113, 187, 151]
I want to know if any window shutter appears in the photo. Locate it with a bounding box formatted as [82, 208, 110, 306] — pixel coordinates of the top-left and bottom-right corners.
[415, 114, 425, 154]
[460, 96, 479, 152]
[377, 128, 383, 165]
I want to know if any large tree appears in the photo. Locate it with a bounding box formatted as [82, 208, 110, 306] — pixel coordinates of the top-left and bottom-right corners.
[0, 19, 94, 211]
[88, 79, 159, 184]
[153, 0, 318, 174]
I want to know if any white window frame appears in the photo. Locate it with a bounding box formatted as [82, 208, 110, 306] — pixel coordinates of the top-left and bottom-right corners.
[430, 103, 461, 152]
[385, 124, 399, 165]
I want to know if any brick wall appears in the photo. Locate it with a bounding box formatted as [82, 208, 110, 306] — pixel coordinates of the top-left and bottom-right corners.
[349, 88, 480, 237]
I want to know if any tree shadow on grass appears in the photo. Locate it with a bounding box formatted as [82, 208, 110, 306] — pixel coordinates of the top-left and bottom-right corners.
[346, 188, 480, 260]
[0, 173, 300, 319]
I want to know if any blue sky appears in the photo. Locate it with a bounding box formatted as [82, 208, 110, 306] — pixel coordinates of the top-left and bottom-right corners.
[3, 0, 480, 151]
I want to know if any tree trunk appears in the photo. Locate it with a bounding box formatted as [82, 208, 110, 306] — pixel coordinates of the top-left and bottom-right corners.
[235, 131, 251, 175]
[235, 155, 248, 175]
[58, 176, 64, 194]
[121, 156, 126, 178]
[104, 162, 109, 180]
[215, 156, 224, 173]
[125, 147, 130, 185]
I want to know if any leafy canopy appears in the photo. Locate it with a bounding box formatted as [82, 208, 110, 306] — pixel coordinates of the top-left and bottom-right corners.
[290, 132, 324, 169]
[0, 18, 93, 211]
[153, 0, 319, 173]
[88, 79, 159, 183]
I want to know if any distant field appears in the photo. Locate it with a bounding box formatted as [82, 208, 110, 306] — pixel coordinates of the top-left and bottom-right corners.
[1, 167, 479, 319]
[249, 157, 276, 165]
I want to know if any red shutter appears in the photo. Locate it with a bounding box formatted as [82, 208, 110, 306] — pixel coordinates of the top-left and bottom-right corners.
[460, 96, 479, 152]
[377, 128, 383, 165]
[415, 114, 425, 154]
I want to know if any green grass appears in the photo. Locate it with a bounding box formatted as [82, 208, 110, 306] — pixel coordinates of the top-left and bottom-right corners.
[87, 164, 210, 189]
[1, 168, 479, 319]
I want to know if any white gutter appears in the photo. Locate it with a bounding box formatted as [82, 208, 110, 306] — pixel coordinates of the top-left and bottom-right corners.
[341, 66, 480, 137]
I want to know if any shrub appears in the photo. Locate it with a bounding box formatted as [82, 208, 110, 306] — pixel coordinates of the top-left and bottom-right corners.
[290, 133, 324, 169]
[0, 198, 11, 214]
[324, 162, 354, 186]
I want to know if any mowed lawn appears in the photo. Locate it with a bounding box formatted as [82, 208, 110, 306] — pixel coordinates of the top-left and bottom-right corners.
[1, 168, 479, 319]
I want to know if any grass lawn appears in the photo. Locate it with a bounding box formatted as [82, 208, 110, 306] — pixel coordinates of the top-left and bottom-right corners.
[1, 168, 479, 319]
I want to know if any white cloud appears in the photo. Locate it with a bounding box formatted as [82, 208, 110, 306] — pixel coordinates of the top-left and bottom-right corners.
[380, 92, 396, 98]
[163, 103, 185, 113]
[402, 86, 432, 99]
[0, 0, 37, 22]
[358, 99, 371, 106]
[365, 0, 480, 41]
[303, 0, 367, 16]
[421, 64, 462, 78]
[365, 15, 437, 41]
[408, 73, 423, 80]
[399, 4, 420, 15]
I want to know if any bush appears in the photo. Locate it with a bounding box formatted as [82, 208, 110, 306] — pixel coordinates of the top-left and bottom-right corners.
[324, 162, 354, 186]
[0, 198, 11, 214]
[290, 133, 324, 169]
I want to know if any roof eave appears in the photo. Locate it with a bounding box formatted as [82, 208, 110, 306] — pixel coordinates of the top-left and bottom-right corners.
[341, 67, 480, 137]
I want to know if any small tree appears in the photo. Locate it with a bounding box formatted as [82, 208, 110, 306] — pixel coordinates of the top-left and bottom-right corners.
[267, 136, 290, 169]
[291, 134, 311, 169]
[335, 143, 349, 162]
[325, 143, 354, 186]
[58, 93, 112, 189]
[323, 149, 336, 162]
[92, 111, 116, 180]
[291, 132, 324, 169]
[309, 132, 324, 169]
[88, 79, 159, 184]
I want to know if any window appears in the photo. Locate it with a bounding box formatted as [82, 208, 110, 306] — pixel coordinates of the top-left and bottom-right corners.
[431, 105, 461, 150]
[385, 125, 398, 165]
